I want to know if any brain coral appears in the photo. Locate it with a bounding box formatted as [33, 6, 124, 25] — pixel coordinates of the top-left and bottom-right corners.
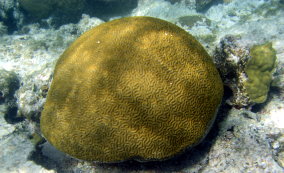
[40, 16, 223, 162]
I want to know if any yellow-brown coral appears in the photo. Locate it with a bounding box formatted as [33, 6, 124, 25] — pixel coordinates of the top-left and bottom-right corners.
[40, 16, 223, 162]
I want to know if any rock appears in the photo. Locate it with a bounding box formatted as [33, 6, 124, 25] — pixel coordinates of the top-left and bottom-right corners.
[201, 108, 284, 172]
[196, 0, 215, 11]
[0, 69, 21, 123]
[0, 105, 54, 173]
[0, 22, 7, 35]
[19, 0, 138, 25]
[0, 0, 24, 33]
[0, 69, 19, 104]
[177, 15, 211, 28]
[214, 35, 277, 108]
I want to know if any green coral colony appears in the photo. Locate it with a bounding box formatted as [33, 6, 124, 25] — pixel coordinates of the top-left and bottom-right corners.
[40, 16, 224, 162]
[244, 42, 276, 103]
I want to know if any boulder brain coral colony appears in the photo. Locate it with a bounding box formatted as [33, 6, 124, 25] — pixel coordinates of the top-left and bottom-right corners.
[40, 16, 224, 162]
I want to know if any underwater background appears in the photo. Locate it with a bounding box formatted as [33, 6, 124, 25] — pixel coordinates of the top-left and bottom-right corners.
[0, 0, 284, 172]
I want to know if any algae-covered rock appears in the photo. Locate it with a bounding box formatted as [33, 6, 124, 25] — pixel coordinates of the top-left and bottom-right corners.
[0, 0, 23, 33]
[40, 16, 223, 162]
[178, 15, 212, 28]
[244, 42, 276, 103]
[214, 36, 277, 107]
[0, 69, 21, 123]
[0, 22, 7, 36]
[214, 36, 251, 107]
[166, 0, 216, 11]
[19, 0, 87, 21]
[19, 0, 137, 23]
[19, 0, 55, 19]
[196, 0, 215, 11]
[0, 69, 19, 104]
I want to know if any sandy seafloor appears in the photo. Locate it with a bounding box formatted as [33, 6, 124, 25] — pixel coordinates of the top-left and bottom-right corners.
[0, 0, 284, 172]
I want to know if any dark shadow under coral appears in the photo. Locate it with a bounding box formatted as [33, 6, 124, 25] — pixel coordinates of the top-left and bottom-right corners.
[4, 106, 24, 124]
[29, 142, 80, 173]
